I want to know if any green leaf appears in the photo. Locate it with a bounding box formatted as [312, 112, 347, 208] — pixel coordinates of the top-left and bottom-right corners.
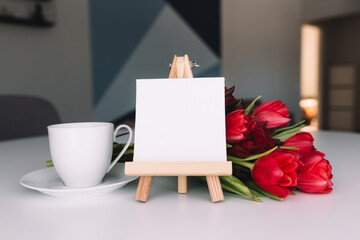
[273, 126, 304, 142]
[220, 176, 262, 202]
[226, 143, 232, 148]
[274, 120, 306, 133]
[46, 160, 53, 167]
[244, 95, 262, 115]
[227, 146, 278, 163]
[195, 176, 261, 202]
[221, 184, 262, 203]
[248, 188, 268, 198]
[235, 100, 242, 108]
[243, 179, 283, 201]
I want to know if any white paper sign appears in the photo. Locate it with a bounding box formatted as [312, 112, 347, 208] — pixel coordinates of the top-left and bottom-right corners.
[133, 77, 226, 162]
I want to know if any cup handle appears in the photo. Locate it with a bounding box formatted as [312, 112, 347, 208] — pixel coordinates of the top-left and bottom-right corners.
[107, 124, 133, 173]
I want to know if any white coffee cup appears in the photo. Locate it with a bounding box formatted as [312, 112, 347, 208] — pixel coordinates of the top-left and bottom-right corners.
[48, 122, 132, 188]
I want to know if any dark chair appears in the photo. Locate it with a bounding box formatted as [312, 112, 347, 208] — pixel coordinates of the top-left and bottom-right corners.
[0, 95, 61, 141]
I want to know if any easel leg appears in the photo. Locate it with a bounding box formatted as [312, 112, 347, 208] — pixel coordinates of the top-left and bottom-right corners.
[135, 176, 153, 202]
[206, 176, 224, 202]
[178, 176, 187, 193]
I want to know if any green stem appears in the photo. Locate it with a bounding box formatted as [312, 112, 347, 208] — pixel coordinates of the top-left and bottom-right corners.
[278, 146, 298, 150]
[234, 161, 254, 170]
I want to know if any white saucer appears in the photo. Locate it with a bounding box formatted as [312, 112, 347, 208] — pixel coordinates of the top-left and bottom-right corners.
[20, 164, 138, 198]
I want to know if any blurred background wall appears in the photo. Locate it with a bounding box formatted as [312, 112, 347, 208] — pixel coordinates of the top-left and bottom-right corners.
[0, 0, 92, 122]
[90, 0, 221, 122]
[302, 0, 360, 21]
[1, 0, 360, 130]
[223, 0, 302, 120]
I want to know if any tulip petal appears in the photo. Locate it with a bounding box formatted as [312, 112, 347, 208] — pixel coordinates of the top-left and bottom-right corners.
[256, 183, 292, 198]
[275, 152, 300, 173]
[252, 150, 301, 198]
[282, 132, 314, 155]
[278, 174, 292, 186]
[252, 156, 283, 185]
[254, 100, 282, 113]
[254, 110, 291, 128]
[298, 172, 332, 193]
[274, 104, 289, 116]
[278, 171, 298, 187]
[226, 109, 254, 143]
[298, 151, 333, 193]
[301, 151, 325, 166]
[226, 133, 245, 143]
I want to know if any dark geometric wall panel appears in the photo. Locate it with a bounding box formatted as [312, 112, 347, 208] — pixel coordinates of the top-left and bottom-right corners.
[89, 0, 164, 104]
[166, 0, 220, 56]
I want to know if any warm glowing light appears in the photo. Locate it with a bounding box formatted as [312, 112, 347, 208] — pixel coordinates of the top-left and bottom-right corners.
[300, 98, 318, 120]
[300, 24, 321, 130]
[300, 25, 321, 99]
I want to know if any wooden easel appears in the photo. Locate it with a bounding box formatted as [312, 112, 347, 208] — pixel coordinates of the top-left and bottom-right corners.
[125, 55, 232, 202]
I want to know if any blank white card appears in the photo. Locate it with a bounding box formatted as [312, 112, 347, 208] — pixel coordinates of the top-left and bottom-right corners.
[133, 77, 226, 162]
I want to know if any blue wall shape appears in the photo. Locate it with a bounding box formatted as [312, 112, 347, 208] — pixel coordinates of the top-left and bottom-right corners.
[166, 0, 221, 57]
[89, 0, 164, 105]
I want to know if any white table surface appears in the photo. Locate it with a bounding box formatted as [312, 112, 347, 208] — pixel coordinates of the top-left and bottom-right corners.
[0, 130, 359, 240]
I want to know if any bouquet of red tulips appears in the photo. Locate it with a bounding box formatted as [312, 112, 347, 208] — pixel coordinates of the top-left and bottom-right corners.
[46, 86, 333, 202]
[220, 86, 333, 201]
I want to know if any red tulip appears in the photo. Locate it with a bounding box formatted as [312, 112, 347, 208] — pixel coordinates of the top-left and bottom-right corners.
[252, 150, 301, 198]
[228, 123, 275, 158]
[226, 109, 255, 143]
[282, 132, 315, 155]
[253, 100, 291, 128]
[298, 151, 333, 193]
